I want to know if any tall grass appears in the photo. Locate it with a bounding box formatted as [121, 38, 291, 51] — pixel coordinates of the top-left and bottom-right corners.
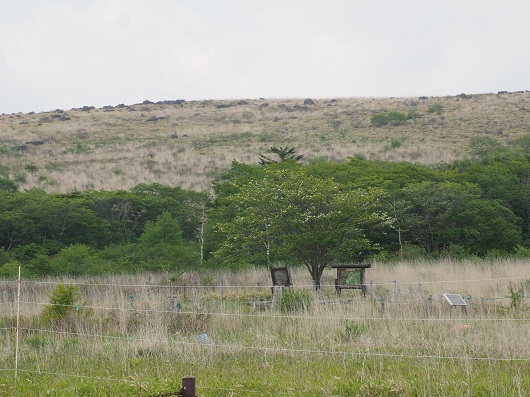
[1, 258, 529, 395]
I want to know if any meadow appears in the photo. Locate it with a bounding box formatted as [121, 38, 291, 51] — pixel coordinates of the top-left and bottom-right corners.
[1, 91, 530, 395]
[1, 92, 529, 193]
[1, 258, 529, 396]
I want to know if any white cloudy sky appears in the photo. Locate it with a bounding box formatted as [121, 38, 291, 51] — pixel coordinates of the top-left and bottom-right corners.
[1, 0, 529, 114]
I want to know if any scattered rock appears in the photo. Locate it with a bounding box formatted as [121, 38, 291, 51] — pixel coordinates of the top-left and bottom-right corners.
[115, 103, 126, 108]
[142, 100, 154, 105]
[304, 98, 315, 105]
[170, 133, 179, 139]
[216, 100, 250, 109]
[157, 99, 185, 105]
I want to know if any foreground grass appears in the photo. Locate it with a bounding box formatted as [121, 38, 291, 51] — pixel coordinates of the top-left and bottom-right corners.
[1, 345, 529, 396]
[1, 259, 529, 396]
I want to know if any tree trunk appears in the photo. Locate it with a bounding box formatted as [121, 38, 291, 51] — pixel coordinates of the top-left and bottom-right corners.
[311, 264, 322, 291]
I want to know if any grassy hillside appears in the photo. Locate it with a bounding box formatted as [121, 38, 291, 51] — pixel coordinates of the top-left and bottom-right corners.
[1, 91, 529, 193]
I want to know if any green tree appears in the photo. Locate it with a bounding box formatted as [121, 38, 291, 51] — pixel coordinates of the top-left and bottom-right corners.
[0, 176, 18, 193]
[138, 211, 183, 246]
[398, 182, 522, 255]
[258, 147, 304, 165]
[214, 166, 391, 288]
[49, 244, 99, 276]
[137, 211, 199, 270]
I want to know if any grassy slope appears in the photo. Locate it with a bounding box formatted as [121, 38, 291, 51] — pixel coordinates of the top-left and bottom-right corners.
[1, 91, 529, 193]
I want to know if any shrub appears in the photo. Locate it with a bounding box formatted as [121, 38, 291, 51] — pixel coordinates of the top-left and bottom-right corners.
[41, 284, 82, 321]
[12, 170, 27, 183]
[0, 176, 18, 193]
[371, 111, 413, 127]
[24, 164, 39, 174]
[0, 261, 22, 278]
[514, 245, 530, 259]
[510, 134, 530, 153]
[427, 103, 444, 114]
[277, 289, 313, 313]
[49, 244, 98, 276]
[468, 136, 505, 158]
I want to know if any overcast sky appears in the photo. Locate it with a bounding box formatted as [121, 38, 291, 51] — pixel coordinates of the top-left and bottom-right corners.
[1, 0, 529, 114]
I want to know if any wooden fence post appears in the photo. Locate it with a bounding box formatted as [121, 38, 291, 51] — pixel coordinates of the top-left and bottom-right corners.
[181, 376, 196, 396]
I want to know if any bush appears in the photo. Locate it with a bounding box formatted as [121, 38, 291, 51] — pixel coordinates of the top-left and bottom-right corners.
[0, 261, 22, 278]
[400, 244, 426, 260]
[0, 176, 18, 193]
[371, 111, 414, 127]
[514, 245, 530, 259]
[427, 103, 444, 114]
[468, 136, 505, 158]
[277, 289, 313, 313]
[48, 244, 98, 276]
[438, 244, 471, 260]
[41, 284, 83, 321]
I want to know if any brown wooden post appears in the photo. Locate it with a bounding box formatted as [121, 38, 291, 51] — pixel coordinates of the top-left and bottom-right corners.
[181, 376, 196, 396]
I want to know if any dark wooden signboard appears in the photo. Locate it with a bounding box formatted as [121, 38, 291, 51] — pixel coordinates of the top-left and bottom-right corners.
[332, 263, 371, 297]
[270, 266, 292, 288]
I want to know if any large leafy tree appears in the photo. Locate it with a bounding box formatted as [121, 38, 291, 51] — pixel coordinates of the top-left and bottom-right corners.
[214, 166, 392, 288]
[397, 182, 522, 255]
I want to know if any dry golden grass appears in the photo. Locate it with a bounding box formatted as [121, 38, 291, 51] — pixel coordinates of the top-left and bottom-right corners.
[2, 258, 529, 395]
[1, 92, 529, 192]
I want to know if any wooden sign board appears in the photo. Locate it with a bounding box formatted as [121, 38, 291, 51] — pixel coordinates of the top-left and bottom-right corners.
[332, 263, 371, 297]
[270, 266, 292, 287]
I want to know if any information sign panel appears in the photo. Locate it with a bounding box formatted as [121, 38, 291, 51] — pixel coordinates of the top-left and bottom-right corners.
[443, 293, 467, 306]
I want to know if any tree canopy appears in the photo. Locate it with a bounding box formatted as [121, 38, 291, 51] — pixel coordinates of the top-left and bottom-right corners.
[214, 165, 392, 287]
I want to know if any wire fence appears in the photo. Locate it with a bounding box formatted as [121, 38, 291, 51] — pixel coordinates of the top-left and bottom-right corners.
[1, 269, 530, 395]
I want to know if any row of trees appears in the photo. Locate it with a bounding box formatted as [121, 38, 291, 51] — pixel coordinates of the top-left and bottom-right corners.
[0, 184, 208, 276]
[2, 144, 530, 283]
